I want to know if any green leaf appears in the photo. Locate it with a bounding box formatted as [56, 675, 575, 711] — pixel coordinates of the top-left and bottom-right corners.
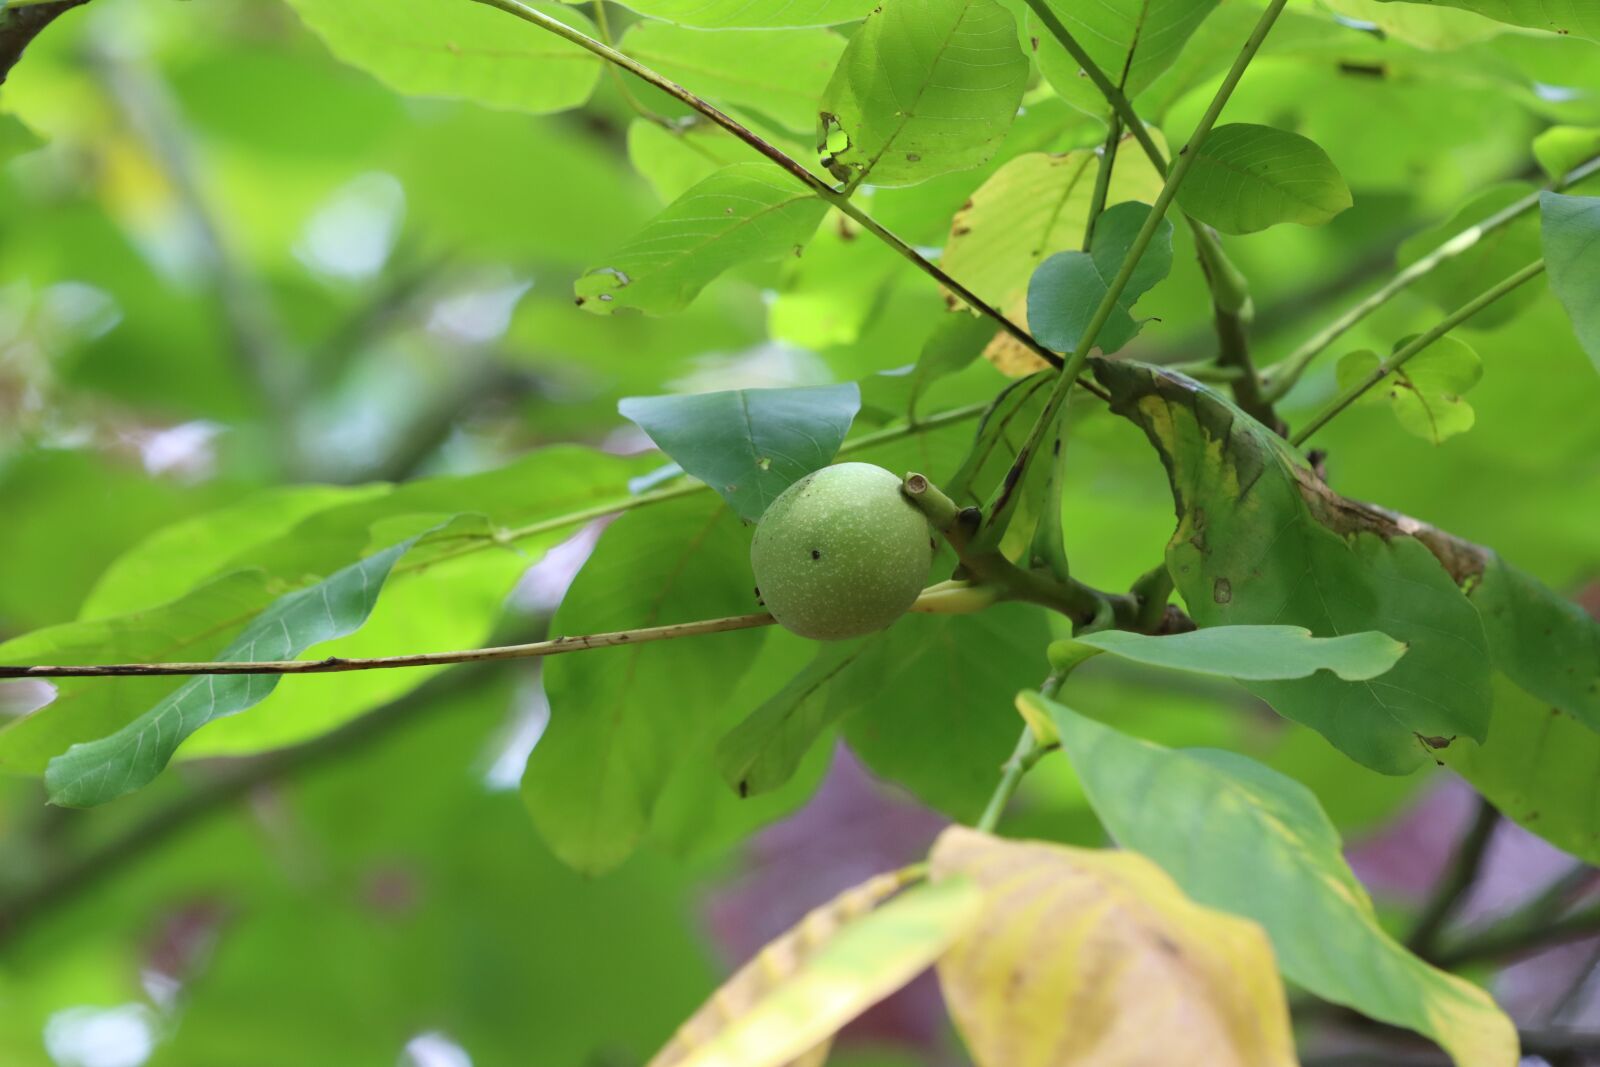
[282, 0, 601, 114]
[0, 572, 276, 776]
[769, 209, 906, 348]
[1052, 625, 1408, 681]
[1027, 201, 1174, 356]
[842, 605, 1051, 819]
[0, 449, 653, 771]
[620, 24, 845, 134]
[717, 603, 1046, 812]
[1371, 0, 1600, 42]
[1318, 0, 1505, 48]
[1541, 191, 1600, 369]
[1094, 359, 1493, 774]
[941, 143, 1166, 312]
[619, 384, 861, 522]
[1397, 184, 1543, 331]
[816, 0, 1029, 188]
[1034, 693, 1517, 1067]
[524, 495, 766, 874]
[1533, 126, 1600, 182]
[0, 111, 42, 165]
[78, 485, 380, 620]
[907, 313, 996, 419]
[627, 121, 753, 204]
[574, 163, 827, 315]
[43, 524, 463, 808]
[1336, 335, 1483, 444]
[1175, 123, 1352, 235]
[611, 0, 876, 28]
[1030, 0, 1221, 116]
[662, 878, 982, 1067]
[717, 635, 884, 798]
[1468, 556, 1600, 732]
[1442, 674, 1600, 865]
[651, 630, 834, 858]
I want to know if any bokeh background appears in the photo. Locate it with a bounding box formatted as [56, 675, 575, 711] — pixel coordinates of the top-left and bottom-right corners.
[2, 0, 1599, 1064]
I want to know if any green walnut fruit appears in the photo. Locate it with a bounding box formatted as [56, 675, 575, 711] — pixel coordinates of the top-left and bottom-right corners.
[751, 462, 935, 640]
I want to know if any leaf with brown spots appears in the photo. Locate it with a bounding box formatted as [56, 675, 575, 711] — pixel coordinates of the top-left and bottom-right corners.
[1094, 358, 1492, 774]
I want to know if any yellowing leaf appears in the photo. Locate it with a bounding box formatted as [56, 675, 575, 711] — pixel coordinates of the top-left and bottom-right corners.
[651, 871, 981, 1067]
[930, 826, 1297, 1067]
[942, 141, 1165, 313]
[980, 297, 1050, 378]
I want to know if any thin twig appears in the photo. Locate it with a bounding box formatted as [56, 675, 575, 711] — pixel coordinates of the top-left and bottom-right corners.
[468, 0, 1083, 378]
[1405, 796, 1499, 956]
[1000, 0, 1289, 514]
[1434, 900, 1600, 969]
[974, 670, 1065, 834]
[385, 398, 993, 576]
[1020, 0, 1275, 428]
[1291, 259, 1546, 446]
[1263, 154, 1600, 402]
[0, 0, 91, 83]
[975, 726, 1042, 833]
[590, 0, 672, 127]
[0, 578, 1003, 679]
[2, 613, 779, 678]
[1082, 112, 1122, 252]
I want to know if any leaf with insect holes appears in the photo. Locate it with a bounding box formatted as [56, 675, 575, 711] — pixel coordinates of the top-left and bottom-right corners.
[619, 384, 861, 522]
[283, 0, 601, 114]
[1027, 202, 1173, 356]
[650, 873, 982, 1067]
[1541, 192, 1600, 370]
[1176, 123, 1352, 236]
[1337, 335, 1482, 444]
[816, 0, 1028, 188]
[575, 163, 827, 316]
[931, 826, 1297, 1067]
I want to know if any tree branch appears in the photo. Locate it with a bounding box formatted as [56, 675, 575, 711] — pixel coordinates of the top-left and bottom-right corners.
[0, 0, 90, 84]
[2, 612, 780, 679]
[1405, 796, 1499, 957]
[0, 576, 1008, 679]
[1263, 153, 1600, 403]
[999, 0, 1289, 521]
[1432, 882, 1600, 969]
[467, 0, 1088, 380]
[1291, 259, 1546, 446]
[1019, 0, 1275, 429]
